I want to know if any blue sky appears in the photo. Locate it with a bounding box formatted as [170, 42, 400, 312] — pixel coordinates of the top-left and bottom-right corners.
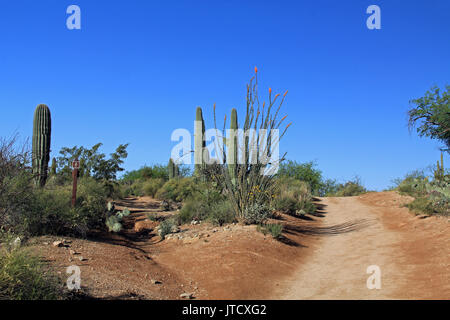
[0, 0, 449, 190]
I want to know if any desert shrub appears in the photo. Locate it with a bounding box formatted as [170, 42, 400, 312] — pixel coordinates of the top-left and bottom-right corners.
[2, 176, 108, 237]
[179, 200, 202, 223]
[257, 223, 283, 239]
[122, 165, 169, 182]
[122, 180, 145, 197]
[146, 213, 158, 221]
[272, 177, 316, 215]
[155, 178, 199, 202]
[208, 200, 235, 226]
[242, 202, 271, 225]
[278, 161, 324, 195]
[406, 197, 435, 215]
[394, 170, 449, 216]
[0, 246, 63, 300]
[327, 177, 367, 197]
[76, 178, 108, 224]
[143, 178, 165, 198]
[178, 189, 225, 224]
[159, 219, 176, 240]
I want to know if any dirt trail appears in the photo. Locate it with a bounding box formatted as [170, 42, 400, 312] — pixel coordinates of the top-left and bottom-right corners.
[273, 193, 450, 300]
[34, 192, 449, 300]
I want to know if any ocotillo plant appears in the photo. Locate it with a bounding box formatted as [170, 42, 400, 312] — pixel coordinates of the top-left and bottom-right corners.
[194, 106, 206, 180]
[32, 104, 51, 187]
[228, 108, 238, 184]
[212, 68, 291, 223]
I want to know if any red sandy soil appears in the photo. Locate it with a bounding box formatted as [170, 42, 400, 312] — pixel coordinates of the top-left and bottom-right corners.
[29, 192, 449, 300]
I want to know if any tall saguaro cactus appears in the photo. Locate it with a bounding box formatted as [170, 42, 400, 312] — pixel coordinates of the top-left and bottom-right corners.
[168, 158, 179, 180]
[32, 104, 52, 187]
[194, 107, 206, 179]
[228, 108, 238, 183]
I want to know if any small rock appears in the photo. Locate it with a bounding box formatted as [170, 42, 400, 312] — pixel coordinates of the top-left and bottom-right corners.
[43, 242, 49, 245]
[53, 241, 64, 247]
[180, 293, 194, 299]
[78, 256, 87, 261]
[151, 279, 162, 285]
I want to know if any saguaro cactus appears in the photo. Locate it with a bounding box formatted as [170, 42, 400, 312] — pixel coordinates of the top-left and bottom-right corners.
[50, 157, 57, 175]
[434, 152, 445, 180]
[194, 107, 206, 178]
[228, 108, 238, 183]
[168, 158, 179, 180]
[32, 104, 51, 187]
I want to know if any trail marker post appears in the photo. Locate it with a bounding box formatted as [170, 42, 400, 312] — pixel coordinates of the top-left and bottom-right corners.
[71, 158, 80, 207]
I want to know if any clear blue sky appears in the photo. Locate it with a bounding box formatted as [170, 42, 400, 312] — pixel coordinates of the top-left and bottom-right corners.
[0, 0, 449, 190]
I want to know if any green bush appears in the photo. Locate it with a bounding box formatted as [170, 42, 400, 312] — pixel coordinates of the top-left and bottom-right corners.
[159, 219, 176, 240]
[122, 165, 169, 182]
[406, 197, 435, 215]
[257, 223, 283, 239]
[178, 188, 228, 224]
[278, 161, 323, 196]
[326, 177, 367, 197]
[155, 178, 199, 202]
[272, 177, 316, 215]
[143, 178, 165, 198]
[2, 176, 109, 237]
[208, 200, 235, 226]
[179, 200, 202, 223]
[0, 247, 63, 300]
[242, 202, 271, 224]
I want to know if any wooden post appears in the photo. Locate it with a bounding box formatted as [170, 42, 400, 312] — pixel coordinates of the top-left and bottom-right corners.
[71, 158, 80, 207]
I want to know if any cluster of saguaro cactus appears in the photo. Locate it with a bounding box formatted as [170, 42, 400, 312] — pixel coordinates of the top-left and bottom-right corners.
[32, 104, 52, 187]
[168, 158, 180, 179]
[435, 152, 445, 180]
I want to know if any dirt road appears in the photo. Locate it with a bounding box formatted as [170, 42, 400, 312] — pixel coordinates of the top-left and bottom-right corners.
[273, 193, 450, 300]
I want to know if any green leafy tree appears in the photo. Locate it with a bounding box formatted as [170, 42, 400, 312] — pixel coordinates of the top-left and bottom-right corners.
[55, 143, 129, 182]
[408, 85, 450, 153]
[278, 161, 323, 195]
